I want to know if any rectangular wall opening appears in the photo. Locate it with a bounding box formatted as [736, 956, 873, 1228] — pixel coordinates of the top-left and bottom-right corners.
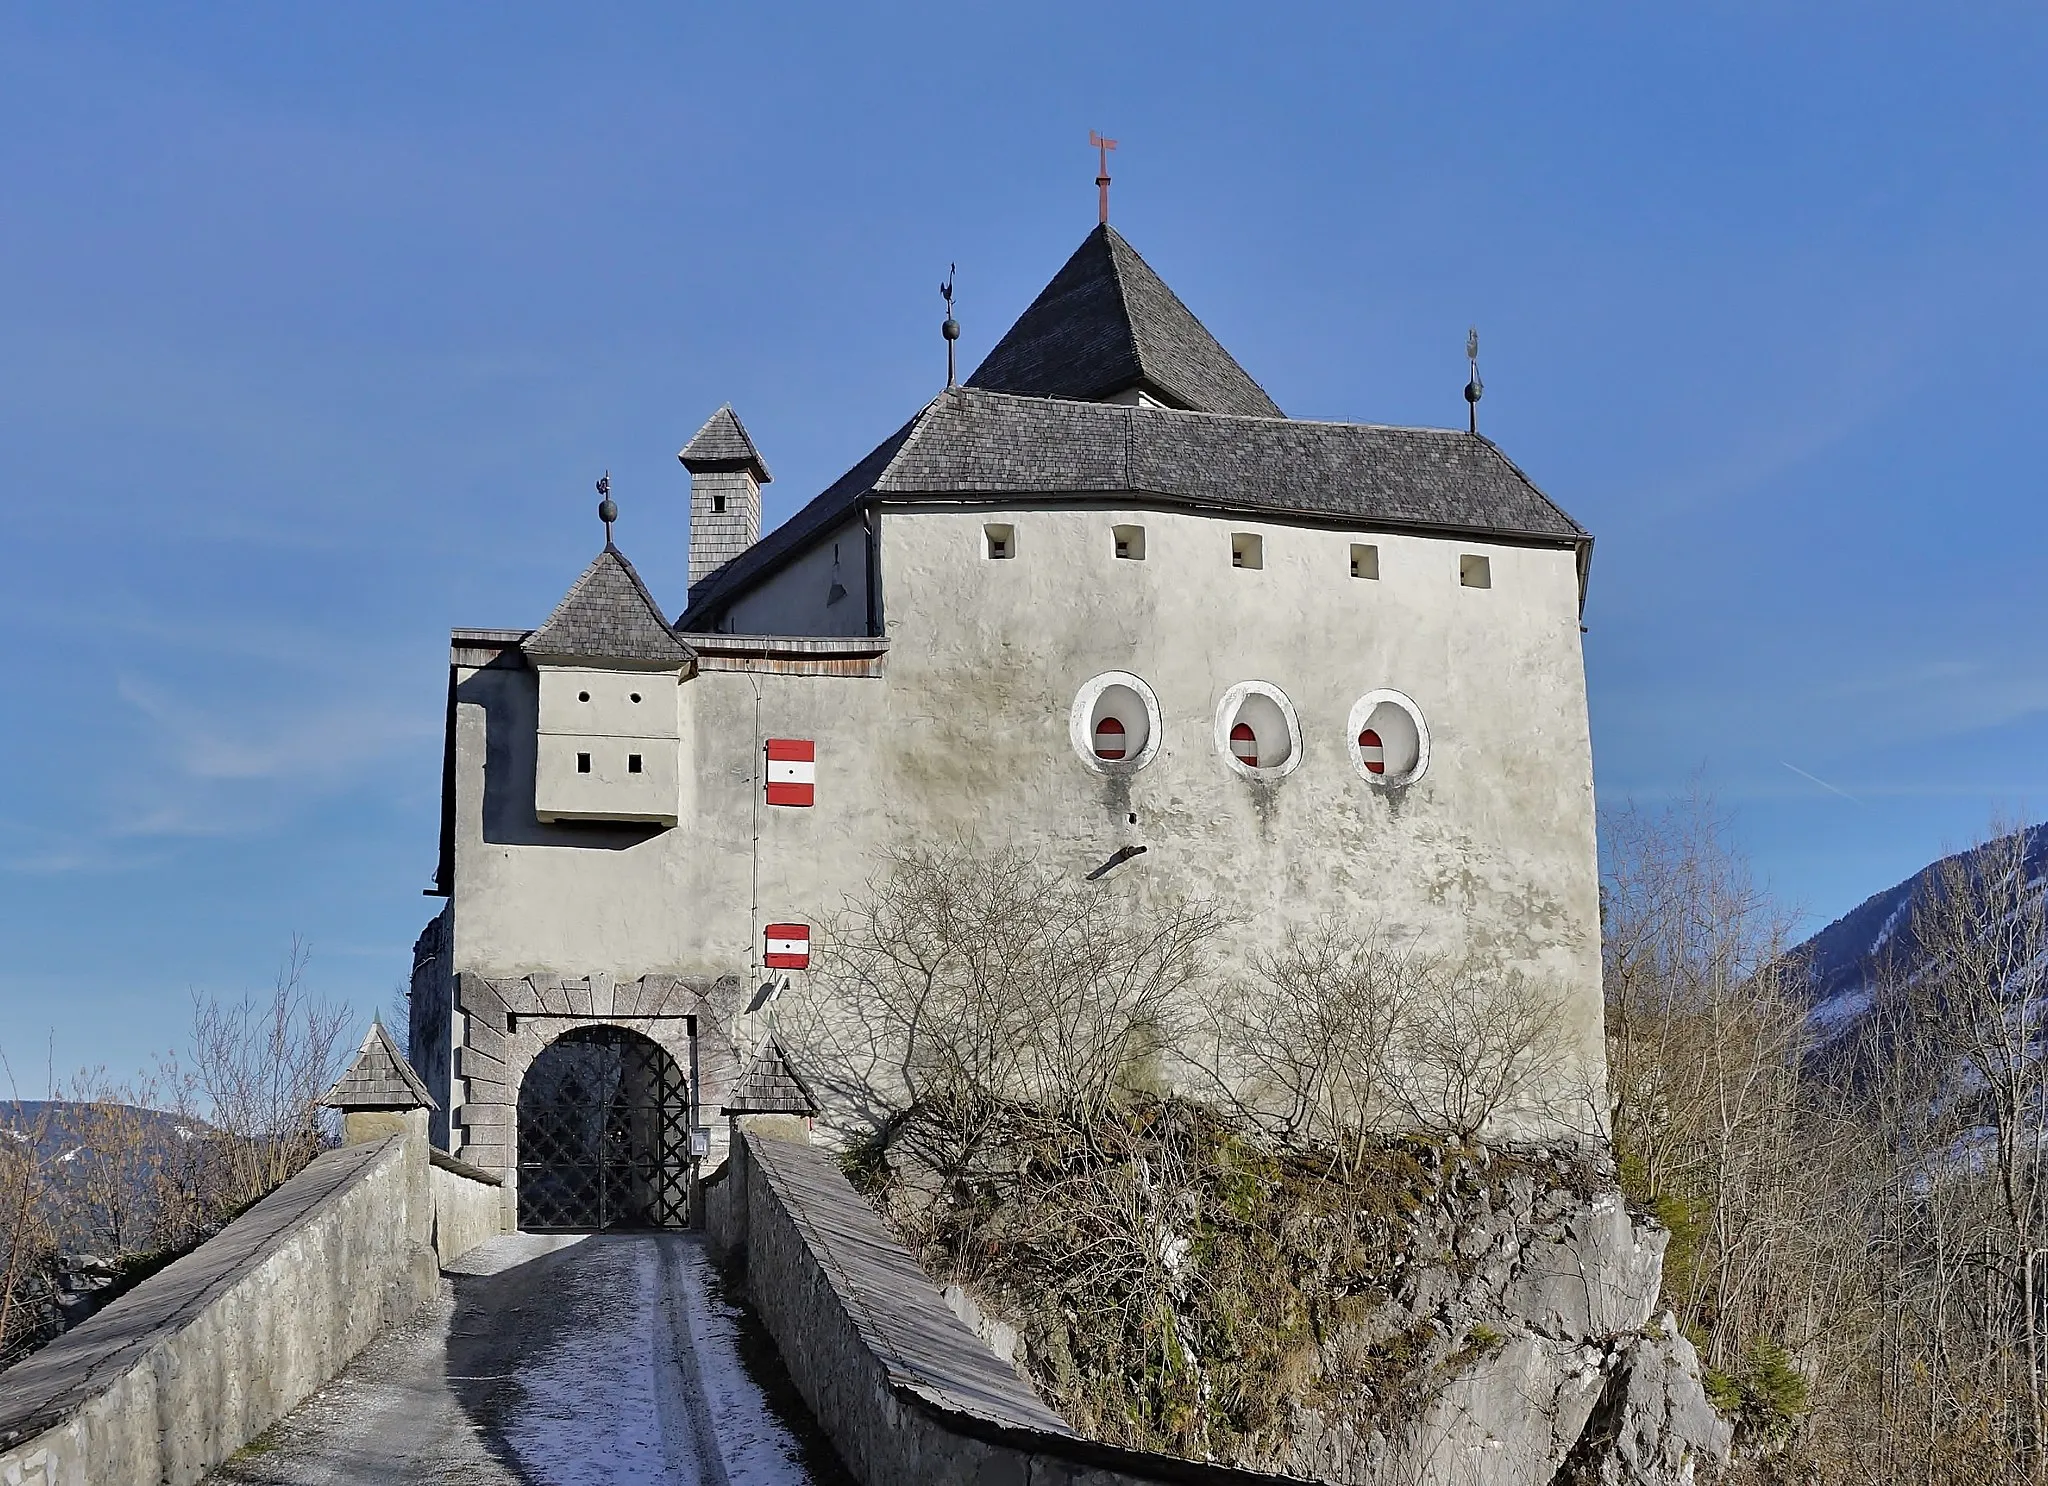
[984, 523, 1015, 560]
[628, 754, 643, 774]
[1460, 553, 1492, 589]
[1113, 524, 1146, 561]
[577, 752, 592, 774]
[1351, 543, 1380, 580]
[1231, 532, 1264, 570]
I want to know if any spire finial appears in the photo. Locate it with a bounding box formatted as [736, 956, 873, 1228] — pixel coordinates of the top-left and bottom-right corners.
[1090, 130, 1118, 225]
[940, 264, 959, 387]
[1464, 327, 1484, 436]
[596, 471, 617, 543]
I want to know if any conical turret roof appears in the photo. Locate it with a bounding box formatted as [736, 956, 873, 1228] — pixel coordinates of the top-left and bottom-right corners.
[966, 224, 1282, 418]
[679, 405, 772, 482]
[523, 544, 696, 668]
[321, 1020, 437, 1111]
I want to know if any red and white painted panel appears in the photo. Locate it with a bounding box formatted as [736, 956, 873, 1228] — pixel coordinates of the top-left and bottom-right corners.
[765, 738, 815, 807]
[764, 922, 811, 970]
[1357, 728, 1385, 775]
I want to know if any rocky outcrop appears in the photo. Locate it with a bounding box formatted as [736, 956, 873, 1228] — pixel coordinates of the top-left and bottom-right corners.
[1238, 1156, 1732, 1485]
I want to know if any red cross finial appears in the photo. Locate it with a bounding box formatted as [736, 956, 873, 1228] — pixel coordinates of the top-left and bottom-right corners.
[1090, 130, 1118, 225]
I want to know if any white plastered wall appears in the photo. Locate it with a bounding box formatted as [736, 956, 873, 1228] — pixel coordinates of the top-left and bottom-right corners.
[447, 500, 1603, 1139]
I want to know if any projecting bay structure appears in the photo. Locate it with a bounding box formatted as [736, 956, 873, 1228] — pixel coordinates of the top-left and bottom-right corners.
[410, 222, 1602, 1229]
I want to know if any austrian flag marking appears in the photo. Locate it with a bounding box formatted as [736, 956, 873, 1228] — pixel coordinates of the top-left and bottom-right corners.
[764, 923, 810, 970]
[764, 738, 815, 807]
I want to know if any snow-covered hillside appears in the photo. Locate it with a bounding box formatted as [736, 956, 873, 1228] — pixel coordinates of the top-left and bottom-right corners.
[1794, 822, 2048, 1031]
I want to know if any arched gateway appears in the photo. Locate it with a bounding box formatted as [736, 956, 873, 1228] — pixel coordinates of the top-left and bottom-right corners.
[516, 1025, 692, 1231]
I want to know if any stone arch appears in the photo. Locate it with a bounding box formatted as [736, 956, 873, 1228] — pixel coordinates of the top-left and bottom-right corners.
[448, 973, 742, 1215]
[516, 1024, 690, 1230]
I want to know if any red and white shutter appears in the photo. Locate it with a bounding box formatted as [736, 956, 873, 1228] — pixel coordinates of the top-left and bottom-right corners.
[1357, 728, 1385, 775]
[764, 922, 811, 970]
[765, 738, 815, 807]
[1229, 722, 1260, 768]
[1093, 715, 1127, 760]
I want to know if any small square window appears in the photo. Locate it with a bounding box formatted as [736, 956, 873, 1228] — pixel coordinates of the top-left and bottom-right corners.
[1460, 553, 1492, 589]
[1231, 533, 1263, 570]
[628, 754, 643, 774]
[577, 752, 592, 774]
[1113, 524, 1146, 561]
[1351, 543, 1379, 580]
[985, 524, 1015, 560]
[712, 493, 727, 514]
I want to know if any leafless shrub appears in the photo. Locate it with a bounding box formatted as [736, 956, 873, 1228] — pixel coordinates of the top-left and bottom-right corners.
[1383, 964, 1580, 1143]
[781, 840, 1218, 1154]
[1205, 917, 1581, 1154]
[1199, 916, 1405, 1167]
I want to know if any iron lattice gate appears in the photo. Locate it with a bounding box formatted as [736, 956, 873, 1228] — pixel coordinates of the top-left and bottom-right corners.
[516, 1026, 693, 1231]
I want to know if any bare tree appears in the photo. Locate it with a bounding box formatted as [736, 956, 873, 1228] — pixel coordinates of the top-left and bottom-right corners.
[780, 841, 1219, 1154]
[154, 940, 350, 1245]
[1200, 916, 1405, 1168]
[1382, 963, 1579, 1143]
[0, 1055, 56, 1370]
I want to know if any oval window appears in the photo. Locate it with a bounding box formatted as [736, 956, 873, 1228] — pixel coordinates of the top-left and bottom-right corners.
[1070, 672, 1162, 773]
[1215, 681, 1302, 780]
[1348, 690, 1429, 786]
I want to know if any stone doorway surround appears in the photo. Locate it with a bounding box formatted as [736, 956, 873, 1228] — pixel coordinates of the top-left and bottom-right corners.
[451, 972, 742, 1184]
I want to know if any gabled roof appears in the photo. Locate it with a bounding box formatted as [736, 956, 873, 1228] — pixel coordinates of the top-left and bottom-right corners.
[524, 544, 696, 668]
[966, 224, 1283, 419]
[722, 1039, 818, 1117]
[679, 405, 772, 483]
[321, 1020, 437, 1112]
[678, 387, 1589, 627]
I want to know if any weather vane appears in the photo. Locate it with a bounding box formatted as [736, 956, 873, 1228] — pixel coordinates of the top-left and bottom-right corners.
[1465, 328, 1484, 436]
[940, 264, 959, 387]
[1091, 130, 1118, 225]
[596, 471, 616, 543]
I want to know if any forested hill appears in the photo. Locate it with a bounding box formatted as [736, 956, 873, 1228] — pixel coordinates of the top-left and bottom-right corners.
[1795, 821, 2048, 1027]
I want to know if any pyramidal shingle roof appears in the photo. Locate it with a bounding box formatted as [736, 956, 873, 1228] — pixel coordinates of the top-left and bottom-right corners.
[679, 387, 1589, 627]
[321, 1020, 437, 1111]
[524, 544, 696, 667]
[722, 1039, 818, 1117]
[966, 224, 1283, 419]
[678, 405, 772, 482]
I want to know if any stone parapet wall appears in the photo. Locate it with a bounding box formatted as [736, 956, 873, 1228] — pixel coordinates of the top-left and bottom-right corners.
[428, 1149, 512, 1267]
[0, 1135, 436, 1486]
[709, 1129, 1310, 1486]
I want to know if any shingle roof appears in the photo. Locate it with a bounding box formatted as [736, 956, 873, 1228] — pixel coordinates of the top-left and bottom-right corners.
[321, 1021, 437, 1112]
[966, 224, 1283, 419]
[524, 544, 696, 667]
[679, 387, 1588, 626]
[679, 405, 772, 483]
[722, 1039, 818, 1117]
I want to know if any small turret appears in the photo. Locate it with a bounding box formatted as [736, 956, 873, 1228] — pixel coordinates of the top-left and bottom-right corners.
[321, 1019, 437, 1146]
[680, 406, 771, 595]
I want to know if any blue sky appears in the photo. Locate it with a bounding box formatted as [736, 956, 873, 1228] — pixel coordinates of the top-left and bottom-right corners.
[2, 4, 2044, 1080]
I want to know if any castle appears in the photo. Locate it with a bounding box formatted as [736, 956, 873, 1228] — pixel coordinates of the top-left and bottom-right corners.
[407, 220, 1602, 1231]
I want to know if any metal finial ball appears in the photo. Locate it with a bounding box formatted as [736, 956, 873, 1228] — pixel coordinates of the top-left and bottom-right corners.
[1465, 379, 1483, 405]
[942, 316, 959, 341]
[598, 497, 618, 525]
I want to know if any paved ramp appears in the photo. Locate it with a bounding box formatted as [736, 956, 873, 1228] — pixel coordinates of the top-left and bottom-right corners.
[208, 1233, 846, 1486]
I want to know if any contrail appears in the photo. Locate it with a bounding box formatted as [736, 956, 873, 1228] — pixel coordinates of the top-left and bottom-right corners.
[1781, 760, 1862, 804]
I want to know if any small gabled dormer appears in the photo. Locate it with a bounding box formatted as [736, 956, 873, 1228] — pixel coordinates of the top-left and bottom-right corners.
[522, 543, 696, 827]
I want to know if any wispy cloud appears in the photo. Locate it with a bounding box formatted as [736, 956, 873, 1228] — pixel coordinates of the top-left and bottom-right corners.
[114, 675, 429, 787]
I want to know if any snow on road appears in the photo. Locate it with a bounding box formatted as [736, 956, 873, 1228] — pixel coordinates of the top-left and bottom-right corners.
[211, 1233, 833, 1486]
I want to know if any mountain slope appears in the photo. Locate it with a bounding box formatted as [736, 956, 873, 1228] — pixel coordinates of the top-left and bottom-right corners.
[1794, 822, 2048, 1029]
